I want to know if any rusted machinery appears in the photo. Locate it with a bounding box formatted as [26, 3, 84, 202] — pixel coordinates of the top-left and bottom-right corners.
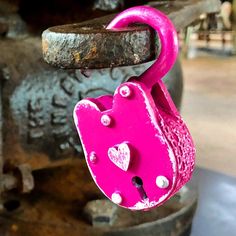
[0, 0, 220, 235]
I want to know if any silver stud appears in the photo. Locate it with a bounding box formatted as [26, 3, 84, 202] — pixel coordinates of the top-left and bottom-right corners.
[111, 192, 122, 204]
[156, 176, 169, 189]
[101, 114, 112, 126]
[119, 85, 131, 98]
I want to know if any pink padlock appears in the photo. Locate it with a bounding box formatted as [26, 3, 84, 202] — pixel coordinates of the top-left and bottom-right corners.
[73, 6, 195, 210]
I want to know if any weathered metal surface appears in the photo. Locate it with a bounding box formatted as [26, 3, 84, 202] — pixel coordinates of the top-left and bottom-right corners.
[16, 164, 34, 193]
[0, 164, 33, 194]
[0, 174, 17, 192]
[0, 162, 197, 236]
[84, 200, 118, 227]
[42, 24, 157, 69]
[0, 37, 182, 171]
[42, 0, 221, 69]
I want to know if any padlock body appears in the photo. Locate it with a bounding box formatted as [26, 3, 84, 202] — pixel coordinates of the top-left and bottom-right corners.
[74, 81, 194, 210]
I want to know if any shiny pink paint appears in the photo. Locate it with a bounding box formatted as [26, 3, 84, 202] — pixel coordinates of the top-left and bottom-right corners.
[73, 6, 195, 210]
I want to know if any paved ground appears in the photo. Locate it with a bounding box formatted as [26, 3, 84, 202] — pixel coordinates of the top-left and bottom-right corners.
[181, 50, 236, 176]
[190, 168, 236, 236]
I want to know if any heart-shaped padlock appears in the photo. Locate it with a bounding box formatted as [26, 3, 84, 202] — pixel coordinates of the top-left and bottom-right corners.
[73, 6, 195, 210]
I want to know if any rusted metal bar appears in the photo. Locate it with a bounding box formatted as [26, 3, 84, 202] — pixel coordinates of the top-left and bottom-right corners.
[42, 0, 221, 69]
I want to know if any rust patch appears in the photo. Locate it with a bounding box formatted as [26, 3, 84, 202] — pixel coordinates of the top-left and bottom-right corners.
[42, 39, 49, 53]
[84, 46, 97, 60]
[73, 51, 81, 63]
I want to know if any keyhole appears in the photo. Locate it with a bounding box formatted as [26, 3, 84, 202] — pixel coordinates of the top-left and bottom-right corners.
[132, 176, 143, 187]
[132, 176, 148, 200]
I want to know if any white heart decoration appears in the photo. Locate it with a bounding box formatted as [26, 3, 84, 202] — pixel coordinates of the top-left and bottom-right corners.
[108, 143, 131, 171]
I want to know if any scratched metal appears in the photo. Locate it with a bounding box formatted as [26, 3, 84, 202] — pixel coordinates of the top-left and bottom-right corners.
[42, 0, 221, 69]
[42, 24, 157, 69]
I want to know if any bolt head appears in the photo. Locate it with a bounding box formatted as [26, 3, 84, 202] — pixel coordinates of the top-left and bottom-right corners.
[119, 85, 131, 97]
[111, 193, 122, 204]
[89, 152, 97, 163]
[156, 176, 169, 189]
[101, 114, 112, 126]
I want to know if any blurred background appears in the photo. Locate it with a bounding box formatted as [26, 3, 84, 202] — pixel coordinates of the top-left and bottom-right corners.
[180, 0, 236, 176]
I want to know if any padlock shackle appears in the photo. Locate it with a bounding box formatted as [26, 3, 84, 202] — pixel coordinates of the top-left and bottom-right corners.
[107, 6, 178, 90]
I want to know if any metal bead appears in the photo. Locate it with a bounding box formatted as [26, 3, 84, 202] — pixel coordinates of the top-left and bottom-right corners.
[119, 85, 131, 97]
[156, 176, 169, 189]
[89, 152, 97, 163]
[111, 192, 122, 204]
[101, 114, 112, 126]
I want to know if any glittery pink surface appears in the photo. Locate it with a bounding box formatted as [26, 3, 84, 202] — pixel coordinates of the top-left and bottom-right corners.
[73, 6, 195, 210]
